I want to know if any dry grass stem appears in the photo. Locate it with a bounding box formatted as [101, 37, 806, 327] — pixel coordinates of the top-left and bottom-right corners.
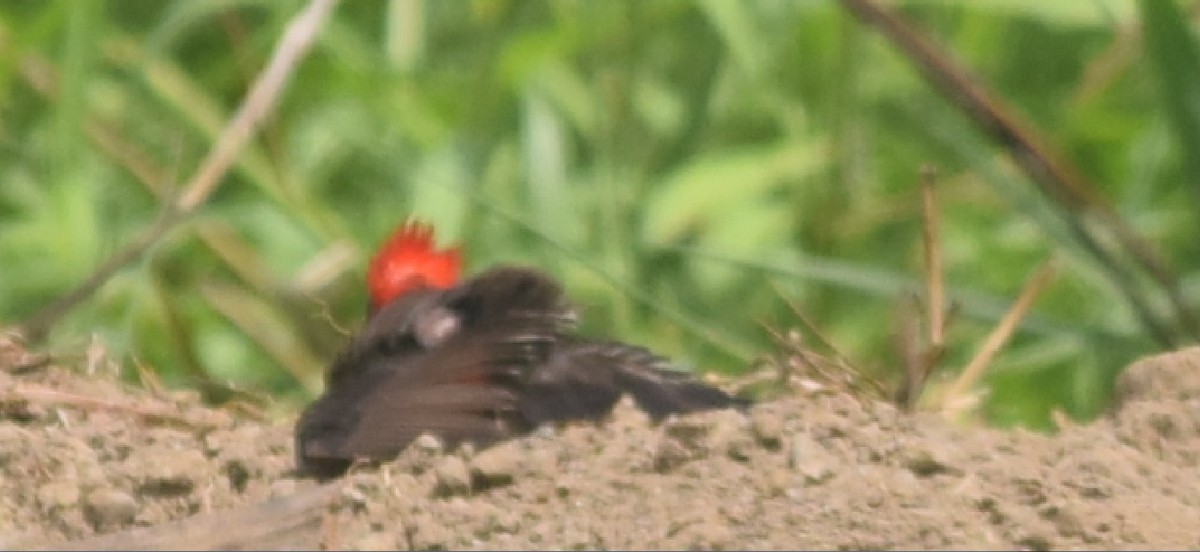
[3, 383, 217, 430]
[941, 259, 1058, 418]
[773, 286, 859, 373]
[894, 294, 925, 409]
[763, 289, 885, 398]
[893, 164, 949, 410]
[920, 165, 945, 348]
[177, 0, 341, 211]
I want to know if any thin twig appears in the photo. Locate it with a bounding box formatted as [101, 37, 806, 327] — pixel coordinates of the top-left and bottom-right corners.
[893, 293, 923, 409]
[4, 383, 218, 430]
[920, 165, 944, 349]
[765, 283, 886, 397]
[177, 0, 338, 211]
[941, 259, 1057, 416]
[893, 164, 948, 410]
[20, 0, 341, 341]
[778, 292, 859, 372]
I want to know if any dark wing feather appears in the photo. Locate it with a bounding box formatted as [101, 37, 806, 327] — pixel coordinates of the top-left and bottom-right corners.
[296, 333, 530, 478]
[295, 274, 567, 479]
[323, 268, 569, 387]
[518, 339, 747, 424]
[606, 342, 749, 419]
[323, 290, 449, 388]
[443, 265, 578, 336]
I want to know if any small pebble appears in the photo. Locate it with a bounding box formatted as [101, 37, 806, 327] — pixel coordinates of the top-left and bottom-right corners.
[36, 481, 80, 511]
[434, 455, 471, 496]
[471, 441, 521, 489]
[750, 408, 784, 449]
[789, 434, 836, 485]
[83, 488, 138, 530]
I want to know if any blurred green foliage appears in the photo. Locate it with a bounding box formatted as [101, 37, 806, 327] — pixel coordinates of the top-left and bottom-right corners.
[1, 0, 1196, 427]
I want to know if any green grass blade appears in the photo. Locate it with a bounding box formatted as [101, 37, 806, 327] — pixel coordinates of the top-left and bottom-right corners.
[1140, 0, 1200, 201]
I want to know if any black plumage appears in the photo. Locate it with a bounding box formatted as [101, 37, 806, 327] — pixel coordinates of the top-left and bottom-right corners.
[295, 266, 746, 479]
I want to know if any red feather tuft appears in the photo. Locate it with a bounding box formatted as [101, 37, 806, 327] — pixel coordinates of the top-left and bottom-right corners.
[367, 219, 462, 309]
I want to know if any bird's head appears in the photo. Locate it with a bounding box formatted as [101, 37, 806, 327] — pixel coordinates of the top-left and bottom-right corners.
[366, 219, 462, 310]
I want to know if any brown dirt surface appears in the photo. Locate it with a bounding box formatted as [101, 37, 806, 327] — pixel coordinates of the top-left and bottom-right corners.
[2, 328, 1199, 550]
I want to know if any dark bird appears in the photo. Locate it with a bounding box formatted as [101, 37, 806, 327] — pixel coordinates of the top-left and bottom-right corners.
[295, 220, 746, 478]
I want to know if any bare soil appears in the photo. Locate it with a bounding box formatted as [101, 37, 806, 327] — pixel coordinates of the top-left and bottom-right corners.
[2, 328, 1199, 550]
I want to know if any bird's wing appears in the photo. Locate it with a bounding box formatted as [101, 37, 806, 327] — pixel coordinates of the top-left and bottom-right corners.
[296, 305, 560, 477]
[444, 265, 578, 335]
[519, 339, 747, 424]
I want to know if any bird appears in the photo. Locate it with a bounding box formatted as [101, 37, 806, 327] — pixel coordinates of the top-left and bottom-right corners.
[295, 219, 747, 478]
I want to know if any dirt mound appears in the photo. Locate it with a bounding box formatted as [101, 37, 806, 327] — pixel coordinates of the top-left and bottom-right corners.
[2, 329, 1198, 550]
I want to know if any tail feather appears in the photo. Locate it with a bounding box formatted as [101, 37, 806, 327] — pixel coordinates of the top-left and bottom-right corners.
[613, 368, 747, 420]
[517, 339, 745, 425]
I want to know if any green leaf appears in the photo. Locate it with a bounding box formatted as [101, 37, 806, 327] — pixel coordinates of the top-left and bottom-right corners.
[1140, 0, 1200, 200]
[642, 140, 825, 245]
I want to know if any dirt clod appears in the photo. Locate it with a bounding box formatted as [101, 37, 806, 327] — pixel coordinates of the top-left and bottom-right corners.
[433, 455, 471, 497]
[469, 441, 520, 489]
[82, 488, 137, 531]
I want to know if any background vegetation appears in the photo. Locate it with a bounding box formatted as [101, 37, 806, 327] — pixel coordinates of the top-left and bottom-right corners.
[2, 0, 1197, 428]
